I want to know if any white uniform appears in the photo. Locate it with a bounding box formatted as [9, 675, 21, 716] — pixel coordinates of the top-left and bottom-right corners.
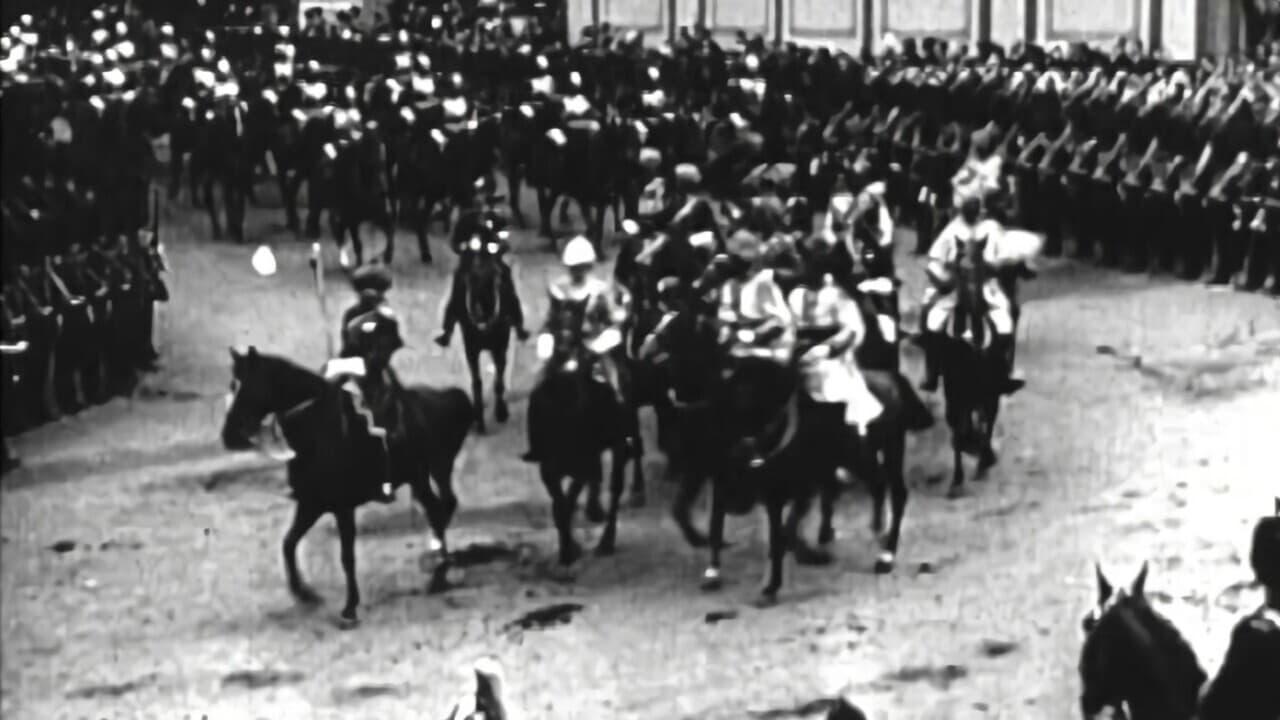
[788, 277, 883, 434]
[922, 217, 1014, 336]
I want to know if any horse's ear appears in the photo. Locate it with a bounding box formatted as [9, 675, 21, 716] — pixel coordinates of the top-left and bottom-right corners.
[1274, 496, 1279, 516]
[1095, 562, 1113, 605]
[1130, 561, 1149, 598]
[229, 345, 244, 361]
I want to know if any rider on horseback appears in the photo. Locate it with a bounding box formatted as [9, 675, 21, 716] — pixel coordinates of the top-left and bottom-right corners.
[706, 228, 797, 466]
[329, 264, 401, 503]
[522, 236, 630, 462]
[917, 188, 1021, 394]
[435, 177, 529, 348]
[789, 234, 883, 436]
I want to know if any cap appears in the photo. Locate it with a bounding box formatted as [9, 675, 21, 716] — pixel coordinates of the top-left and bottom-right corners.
[351, 264, 392, 294]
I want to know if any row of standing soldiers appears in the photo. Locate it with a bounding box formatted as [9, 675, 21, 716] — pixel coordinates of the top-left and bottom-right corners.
[2, 5, 171, 472]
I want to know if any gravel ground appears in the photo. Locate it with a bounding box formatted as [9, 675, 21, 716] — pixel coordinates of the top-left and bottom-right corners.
[2, 186, 1278, 720]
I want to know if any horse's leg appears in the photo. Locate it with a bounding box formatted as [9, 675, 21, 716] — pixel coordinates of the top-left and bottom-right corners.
[282, 167, 302, 232]
[672, 470, 709, 547]
[627, 405, 645, 508]
[463, 339, 486, 433]
[381, 206, 395, 265]
[788, 489, 832, 566]
[876, 433, 909, 574]
[168, 145, 183, 200]
[205, 174, 222, 239]
[492, 337, 509, 423]
[334, 507, 360, 623]
[978, 397, 1000, 476]
[348, 222, 364, 268]
[414, 192, 433, 263]
[760, 498, 786, 601]
[818, 454, 840, 545]
[506, 164, 526, 227]
[283, 501, 324, 604]
[426, 455, 459, 556]
[536, 188, 553, 241]
[701, 477, 727, 591]
[595, 451, 624, 556]
[948, 434, 967, 499]
[543, 466, 582, 565]
[558, 194, 574, 227]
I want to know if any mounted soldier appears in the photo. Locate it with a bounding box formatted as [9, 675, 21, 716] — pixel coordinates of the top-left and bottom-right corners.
[435, 176, 529, 349]
[1198, 511, 1280, 720]
[788, 237, 883, 436]
[328, 263, 401, 503]
[916, 188, 1021, 395]
[703, 228, 796, 467]
[523, 235, 630, 462]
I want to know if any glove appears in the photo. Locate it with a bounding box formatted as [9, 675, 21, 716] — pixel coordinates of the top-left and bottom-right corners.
[536, 333, 554, 360]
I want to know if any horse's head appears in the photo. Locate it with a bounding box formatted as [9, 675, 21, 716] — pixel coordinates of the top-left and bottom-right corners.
[950, 235, 992, 350]
[221, 346, 324, 451]
[1079, 563, 1205, 720]
[548, 297, 590, 373]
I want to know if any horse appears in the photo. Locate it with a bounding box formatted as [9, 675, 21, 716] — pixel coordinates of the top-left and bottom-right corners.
[643, 299, 932, 598]
[220, 347, 473, 622]
[526, 299, 639, 565]
[454, 234, 514, 433]
[1080, 563, 1207, 720]
[934, 236, 1018, 497]
[328, 125, 396, 265]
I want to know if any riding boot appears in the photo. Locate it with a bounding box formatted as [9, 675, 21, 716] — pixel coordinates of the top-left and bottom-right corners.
[918, 333, 941, 392]
[992, 335, 1024, 395]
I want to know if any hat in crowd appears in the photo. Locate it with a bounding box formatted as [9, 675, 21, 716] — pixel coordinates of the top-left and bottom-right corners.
[638, 146, 663, 170]
[725, 228, 763, 261]
[562, 235, 597, 266]
[351, 264, 392, 294]
[674, 163, 701, 189]
[1252, 512, 1280, 589]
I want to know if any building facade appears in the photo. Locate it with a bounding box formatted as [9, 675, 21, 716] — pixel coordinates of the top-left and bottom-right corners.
[566, 0, 1254, 60]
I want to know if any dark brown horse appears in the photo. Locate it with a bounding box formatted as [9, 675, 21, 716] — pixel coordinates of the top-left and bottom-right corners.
[220, 347, 472, 623]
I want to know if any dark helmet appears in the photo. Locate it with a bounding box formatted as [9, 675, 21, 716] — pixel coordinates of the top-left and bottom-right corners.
[351, 264, 392, 295]
[1252, 514, 1280, 590]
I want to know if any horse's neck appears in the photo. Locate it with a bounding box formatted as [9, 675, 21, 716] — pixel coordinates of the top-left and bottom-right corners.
[272, 364, 327, 414]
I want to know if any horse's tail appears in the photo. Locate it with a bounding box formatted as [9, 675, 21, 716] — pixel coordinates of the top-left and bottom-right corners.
[892, 372, 935, 432]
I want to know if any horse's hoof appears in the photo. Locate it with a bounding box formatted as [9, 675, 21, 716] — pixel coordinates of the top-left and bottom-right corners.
[756, 587, 780, 606]
[794, 545, 834, 566]
[559, 542, 583, 566]
[474, 419, 487, 435]
[818, 526, 836, 545]
[593, 539, 616, 557]
[628, 491, 646, 509]
[585, 503, 607, 524]
[947, 484, 967, 500]
[337, 609, 360, 628]
[676, 520, 709, 548]
[874, 551, 896, 574]
[978, 450, 998, 472]
[426, 565, 451, 594]
[700, 567, 723, 592]
[494, 402, 509, 424]
[291, 583, 323, 605]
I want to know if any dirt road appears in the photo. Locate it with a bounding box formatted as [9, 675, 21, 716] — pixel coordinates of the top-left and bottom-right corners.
[3, 196, 1277, 720]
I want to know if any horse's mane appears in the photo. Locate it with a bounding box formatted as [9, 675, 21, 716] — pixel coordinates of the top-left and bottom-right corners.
[1119, 595, 1207, 704]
